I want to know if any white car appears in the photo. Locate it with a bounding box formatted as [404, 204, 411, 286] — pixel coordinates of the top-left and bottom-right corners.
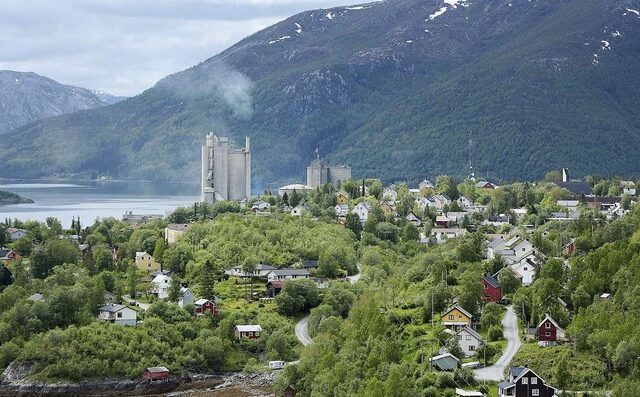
[268, 360, 286, 369]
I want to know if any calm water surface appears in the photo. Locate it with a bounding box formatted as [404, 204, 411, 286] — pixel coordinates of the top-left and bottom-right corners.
[0, 180, 199, 227]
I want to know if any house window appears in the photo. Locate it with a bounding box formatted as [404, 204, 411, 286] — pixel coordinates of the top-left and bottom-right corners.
[469, 346, 475, 351]
[117, 312, 122, 318]
[531, 378, 537, 385]
[545, 332, 551, 337]
[524, 267, 528, 271]
[546, 322, 551, 328]
[458, 335, 463, 340]
[466, 335, 471, 340]
[532, 389, 539, 396]
[449, 315, 454, 320]
[522, 378, 528, 385]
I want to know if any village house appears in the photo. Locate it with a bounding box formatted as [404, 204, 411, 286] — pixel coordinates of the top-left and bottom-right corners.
[382, 188, 398, 203]
[415, 196, 429, 212]
[7, 228, 27, 241]
[266, 269, 310, 281]
[419, 179, 436, 197]
[428, 228, 468, 244]
[0, 248, 20, 267]
[178, 288, 194, 307]
[429, 353, 459, 371]
[27, 293, 44, 302]
[621, 180, 637, 196]
[441, 303, 473, 331]
[299, 259, 319, 271]
[266, 280, 285, 298]
[538, 314, 565, 345]
[150, 274, 172, 298]
[450, 326, 485, 357]
[435, 215, 453, 228]
[98, 304, 137, 326]
[457, 196, 473, 209]
[334, 204, 349, 219]
[498, 366, 558, 397]
[142, 366, 170, 382]
[194, 299, 220, 316]
[234, 324, 262, 339]
[510, 256, 538, 286]
[164, 224, 190, 244]
[104, 291, 117, 304]
[278, 184, 314, 197]
[487, 235, 538, 265]
[426, 194, 452, 211]
[482, 275, 502, 303]
[135, 251, 161, 272]
[405, 212, 422, 227]
[0, 264, 11, 287]
[475, 181, 496, 189]
[379, 200, 396, 216]
[291, 204, 307, 217]
[225, 263, 276, 278]
[336, 191, 349, 204]
[251, 200, 272, 212]
[352, 202, 373, 223]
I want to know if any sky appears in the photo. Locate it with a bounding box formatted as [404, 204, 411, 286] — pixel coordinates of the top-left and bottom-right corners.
[0, 0, 366, 97]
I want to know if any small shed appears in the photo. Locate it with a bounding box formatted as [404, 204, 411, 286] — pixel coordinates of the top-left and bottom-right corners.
[429, 353, 460, 371]
[142, 366, 170, 381]
[283, 385, 296, 397]
[234, 324, 262, 339]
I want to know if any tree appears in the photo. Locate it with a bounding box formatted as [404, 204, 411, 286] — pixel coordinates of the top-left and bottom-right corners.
[479, 303, 502, 330]
[436, 175, 458, 199]
[274, 279, 320, 316]
[201, 260, 215, 299]
[282, 192, 289, 206]
[488, 325, 503, 341]
[289, 189, 301, 207]
[345, 212, 363, 238]
[168, 276, 184, 303]
[127, 263, 138, 299]
[92, 245, 114, 273]
[498, 269, 521, 295]
[544, 170, 562, 183]
[402, 223, 419, 242]
[153, 239, 166, 265]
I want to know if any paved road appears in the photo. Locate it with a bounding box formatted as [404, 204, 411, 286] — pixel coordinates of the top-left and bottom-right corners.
[347, 263, 362, 284]
[295, 264, 362, 346]
[473, 305, 521, 381]
[295, 316, 313, 346]
[122, 295, 150, 310]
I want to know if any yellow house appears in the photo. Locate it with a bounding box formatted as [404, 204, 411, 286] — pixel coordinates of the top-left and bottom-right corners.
[441, 304, 472, 331]
[336, 192, 349, 205]
[135, 252, 161, 271]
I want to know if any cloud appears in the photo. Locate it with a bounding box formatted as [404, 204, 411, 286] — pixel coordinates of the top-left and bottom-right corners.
[0, 0, 367, 96]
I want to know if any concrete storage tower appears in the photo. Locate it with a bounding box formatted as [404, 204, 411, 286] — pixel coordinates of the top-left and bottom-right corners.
[201, 133, 251, 203]
[306, 159, 351, 188]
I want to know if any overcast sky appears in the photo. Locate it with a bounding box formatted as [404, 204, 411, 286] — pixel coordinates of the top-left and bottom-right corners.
[0, 0, 366, 96]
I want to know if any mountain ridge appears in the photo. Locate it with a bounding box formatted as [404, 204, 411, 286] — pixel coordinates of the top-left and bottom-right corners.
[1, 0, 639, 186]
[0, 70, 126, 133]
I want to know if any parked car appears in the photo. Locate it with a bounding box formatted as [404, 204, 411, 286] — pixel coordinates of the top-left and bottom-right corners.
[268, 360, 286, 369]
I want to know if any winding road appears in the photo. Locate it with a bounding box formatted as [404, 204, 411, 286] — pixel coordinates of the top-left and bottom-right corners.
[294, 264, 362, 346]
[473, 305, 522, 381]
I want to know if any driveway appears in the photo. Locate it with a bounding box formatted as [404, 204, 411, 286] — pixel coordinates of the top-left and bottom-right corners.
[473, 305, 522, 381]
[122, 295, 150, 311]
[347, 263, 362, 284]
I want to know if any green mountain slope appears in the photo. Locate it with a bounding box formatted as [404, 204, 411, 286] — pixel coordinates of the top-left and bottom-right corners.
[1, 0, 639, 186]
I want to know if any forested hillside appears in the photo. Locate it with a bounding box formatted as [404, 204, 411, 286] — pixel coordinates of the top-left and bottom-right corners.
[1, 0, 640, 184]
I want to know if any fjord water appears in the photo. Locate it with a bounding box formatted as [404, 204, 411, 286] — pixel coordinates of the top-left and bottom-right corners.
[0, 180, 199, 227]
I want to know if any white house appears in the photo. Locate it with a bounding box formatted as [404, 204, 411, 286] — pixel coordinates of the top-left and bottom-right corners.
[510, 256, 538, 286]
[450, 326, 484, 357]
[382, 188, 398, 203]
[266, 269, 310, 281]
[334, 204, 349, 218]
[352, 202, 373, 223]
[164, 224, 190, 245]
[98, 304, 137, 326]
[225, 263, 277, 278]
[150, 274, 172, 299]
[251, 200, 272, 212]
[426, 195, 452, 211]
[291, 205, 307, 217]
[457, 196, 473, 209]
[178, 287, 194, 307]
[7, 228, 27, 241]
[487, 235, 537, 264]
[429, 228, 468, 244]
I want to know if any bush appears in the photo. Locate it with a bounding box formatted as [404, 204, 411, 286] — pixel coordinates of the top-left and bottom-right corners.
[488, 325, 503, 341]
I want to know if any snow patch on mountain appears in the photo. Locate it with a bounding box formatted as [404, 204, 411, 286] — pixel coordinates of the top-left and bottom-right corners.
[269, 36, 291, 44]
[426, 0, 468, 21]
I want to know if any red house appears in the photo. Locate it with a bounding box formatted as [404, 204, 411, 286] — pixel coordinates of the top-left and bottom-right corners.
[142, 366, 170, 381]
[195, 299, 220, 316]
[482, 275, 502, 303]
[564, 239, 575, 256]
[537, 314, 565, 343]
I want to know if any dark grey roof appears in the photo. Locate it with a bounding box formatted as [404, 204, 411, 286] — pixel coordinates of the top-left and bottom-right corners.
[99, 304, 127, 313]
[498, 381, 515, 389]
[483, 275, 501, 288]
[269, 269, 310, 276]
[0, 249, 15, 258]
[557, 181, 592, 195]
[510, 366, 527, 378]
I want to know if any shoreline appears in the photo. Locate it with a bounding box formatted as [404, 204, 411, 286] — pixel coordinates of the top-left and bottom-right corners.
[0, 177, 199, 186]
[0, 369, 276, 397]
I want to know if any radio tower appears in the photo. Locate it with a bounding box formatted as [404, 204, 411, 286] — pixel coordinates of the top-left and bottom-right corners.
[468, 131, 476, 181]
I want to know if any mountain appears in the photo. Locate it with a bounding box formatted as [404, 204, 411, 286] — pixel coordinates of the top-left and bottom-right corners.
[1, 0, 640, 186]
[0, 70, 126, 133]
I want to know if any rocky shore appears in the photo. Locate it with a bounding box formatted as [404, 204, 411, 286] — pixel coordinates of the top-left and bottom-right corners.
[0, 362, 276, 397]
[0, 190, 33, 205]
